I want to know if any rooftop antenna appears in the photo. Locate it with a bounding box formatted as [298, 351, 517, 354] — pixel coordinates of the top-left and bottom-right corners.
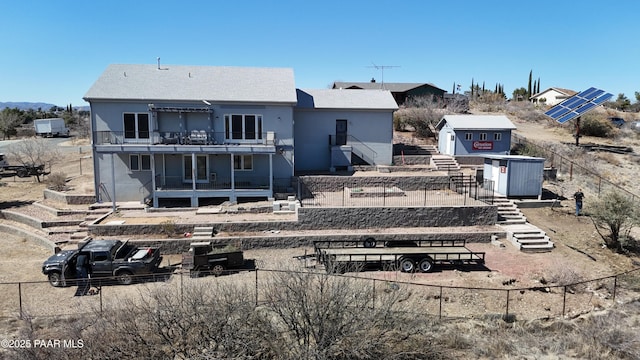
[367, 63, 399, 88]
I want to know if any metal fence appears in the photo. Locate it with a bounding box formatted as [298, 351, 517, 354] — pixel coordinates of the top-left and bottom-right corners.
[298, 175, 494, 208]
[512, 133, 640, 201]
[4, 267, 640, 322]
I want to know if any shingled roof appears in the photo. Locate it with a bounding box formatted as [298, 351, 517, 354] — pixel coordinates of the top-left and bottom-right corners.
[84, 64, 298, 104]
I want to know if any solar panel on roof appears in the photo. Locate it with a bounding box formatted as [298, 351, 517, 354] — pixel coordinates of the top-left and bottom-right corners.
[544, 87, 613, 124]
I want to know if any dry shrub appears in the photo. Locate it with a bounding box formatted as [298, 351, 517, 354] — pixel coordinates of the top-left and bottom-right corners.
[46, 172, 68, 191]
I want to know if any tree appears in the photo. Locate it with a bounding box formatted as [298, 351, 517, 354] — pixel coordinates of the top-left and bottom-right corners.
[512, 87, 528, 101]
[6, 138, 60, 182]
[0, 108, 24, 140]
[590, 190, 640, 252]
[527, 70, 533, 99]
[613, 93, 631, 111]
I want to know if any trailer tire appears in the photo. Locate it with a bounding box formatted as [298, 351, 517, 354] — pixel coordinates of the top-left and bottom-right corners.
[212, 264, 225, 276]
[363, 237, 377, 248]
[399, 257, 416, 273]
[16, 168, 28, 178]
[418, 258, 434, 273]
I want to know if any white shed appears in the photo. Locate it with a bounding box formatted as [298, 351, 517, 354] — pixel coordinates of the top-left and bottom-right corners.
[483, 155, 544, 198]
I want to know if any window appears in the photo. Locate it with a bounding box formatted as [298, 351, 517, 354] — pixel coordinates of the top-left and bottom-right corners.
[93, 251, 109, 262]
[224, 114, 263, 141]
[123, 113, 149, 139]
[465, 133, 473, 141]
[183, 155, 208, 182]
[494, 133, 502, 141]
[233, 155, 253, 171]
[479, 133, 487, 141]
[129, 154, 151, 171]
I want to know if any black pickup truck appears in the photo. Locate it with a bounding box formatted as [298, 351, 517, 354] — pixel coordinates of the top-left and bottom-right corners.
[42, 239, 162, 287]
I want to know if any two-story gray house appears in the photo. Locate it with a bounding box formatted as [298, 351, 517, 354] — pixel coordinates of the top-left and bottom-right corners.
[83, 63, 397, 207]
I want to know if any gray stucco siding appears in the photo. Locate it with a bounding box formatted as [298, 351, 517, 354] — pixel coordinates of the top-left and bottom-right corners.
[294, 109, 393, 172]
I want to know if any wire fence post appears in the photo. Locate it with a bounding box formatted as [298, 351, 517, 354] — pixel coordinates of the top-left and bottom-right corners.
[255, 268, 259, 307]
[562, 286, 567, 317]
[372, 278, 376, 310]
[613, 276, 618, 302]
[504, 289, 510, 320]
[18, 282, 23, 319]
[438, 286, 443, 319]
[99, 284, 103, 315]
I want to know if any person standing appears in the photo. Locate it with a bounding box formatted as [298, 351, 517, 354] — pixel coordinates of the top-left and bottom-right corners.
[573, 188, 585, 216]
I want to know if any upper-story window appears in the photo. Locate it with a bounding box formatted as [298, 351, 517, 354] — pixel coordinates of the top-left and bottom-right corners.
[224, 114, 263, 141]
[124, 113, 149, 140]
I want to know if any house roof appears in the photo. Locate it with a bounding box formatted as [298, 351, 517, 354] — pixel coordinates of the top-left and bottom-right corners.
[435, 115, 517, 131]
[295, 89, 398, 110]
[332, 82, 445, 93]
[84, 64, 298, 104]
[531, 87, 577, 99]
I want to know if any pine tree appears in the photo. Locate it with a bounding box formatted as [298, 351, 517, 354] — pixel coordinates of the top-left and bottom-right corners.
[471, 78, 474, 98]
[528, 70, 533, 98]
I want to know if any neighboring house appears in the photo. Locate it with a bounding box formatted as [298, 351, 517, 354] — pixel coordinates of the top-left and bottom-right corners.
[84, 64, 397, 207]
[332, 80, 446, 105]
[530, 87, 577, 106]
[435, 115, 516, 156]
[294, 89, 397, 172]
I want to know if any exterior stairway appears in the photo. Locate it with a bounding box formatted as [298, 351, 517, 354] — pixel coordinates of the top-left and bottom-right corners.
[494, 197, 554, 252]
[430, 154, 461, 172]
[191, 226, 215, 241]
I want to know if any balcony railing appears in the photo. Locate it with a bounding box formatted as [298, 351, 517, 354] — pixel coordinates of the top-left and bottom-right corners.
[94, 130, 276, 146]
[155, 175, 272, 191]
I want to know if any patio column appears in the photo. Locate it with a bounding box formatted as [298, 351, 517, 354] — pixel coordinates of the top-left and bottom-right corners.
[269, 153, 273, 196]
[230, 154, 236, 202]
[151, 155, 157, 207]
[191, 152, 197, 207]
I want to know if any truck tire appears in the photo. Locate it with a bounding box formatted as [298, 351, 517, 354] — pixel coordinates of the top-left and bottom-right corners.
[363, 237, 377, 248]
[116, 270, 134, 285]
[399, 257, 416, 273]
[418, 258, 434, 273]
[212, 264, 225, 276]
[48, 272, 63, 287]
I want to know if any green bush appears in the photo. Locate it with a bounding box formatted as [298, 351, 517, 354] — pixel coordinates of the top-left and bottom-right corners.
[580, 116, 614, 138]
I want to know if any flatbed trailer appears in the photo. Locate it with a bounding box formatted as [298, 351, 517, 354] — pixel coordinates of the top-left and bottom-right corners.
[314, 239, 485, 274]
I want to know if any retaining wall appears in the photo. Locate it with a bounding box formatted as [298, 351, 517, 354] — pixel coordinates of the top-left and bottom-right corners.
[43, 189, 95, 205]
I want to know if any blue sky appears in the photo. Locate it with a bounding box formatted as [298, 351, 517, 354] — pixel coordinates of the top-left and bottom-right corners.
[1, 0, 639, 107]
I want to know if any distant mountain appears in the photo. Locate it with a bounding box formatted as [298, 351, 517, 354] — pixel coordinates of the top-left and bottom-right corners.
[0, 102, 59, 111]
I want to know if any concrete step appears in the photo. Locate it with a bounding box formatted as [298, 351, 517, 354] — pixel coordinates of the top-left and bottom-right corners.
[521, 242, 555, 252]
[499, 219, 527, 225]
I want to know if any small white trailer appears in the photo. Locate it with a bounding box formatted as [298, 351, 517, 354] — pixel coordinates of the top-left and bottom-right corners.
[34, 118, 69, 137]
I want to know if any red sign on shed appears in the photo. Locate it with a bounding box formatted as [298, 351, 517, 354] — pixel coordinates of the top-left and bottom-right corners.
[472, 141, 493, 150]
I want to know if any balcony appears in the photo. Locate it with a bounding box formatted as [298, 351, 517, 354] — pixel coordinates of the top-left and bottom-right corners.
[94, 130, 276, 146]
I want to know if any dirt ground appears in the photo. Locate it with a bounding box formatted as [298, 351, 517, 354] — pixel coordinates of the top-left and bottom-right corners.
[1, 117, 640, 328]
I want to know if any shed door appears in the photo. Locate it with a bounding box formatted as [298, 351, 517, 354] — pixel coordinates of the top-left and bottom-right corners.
[491, 160, 500, 192]
[445, 133, 455, 155]
[336, 120, 347, 146]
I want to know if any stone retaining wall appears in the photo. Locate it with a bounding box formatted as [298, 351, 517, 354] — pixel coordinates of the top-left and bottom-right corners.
[298, 175, 450, 193]
[0, 224, 58, 253]
[127, 230, 503, 254]
[89, 205, 497, 236]
[43, 189, 95, 205]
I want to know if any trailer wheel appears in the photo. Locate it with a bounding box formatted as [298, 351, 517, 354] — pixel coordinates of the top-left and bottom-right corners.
[16, 168, 28, 178]
[212, 264, 225, 276]
[363, 237, 377, 248]
[418, 258, 433, 273]
[399, 257, 416, 273]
